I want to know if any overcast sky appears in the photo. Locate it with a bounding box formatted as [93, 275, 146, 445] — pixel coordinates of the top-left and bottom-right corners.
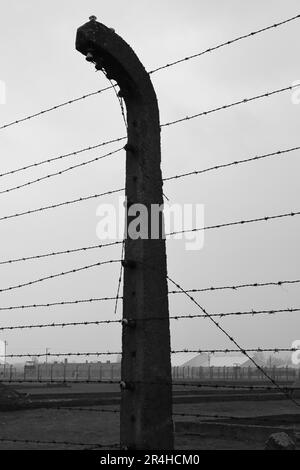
[0, 0, 299, 364]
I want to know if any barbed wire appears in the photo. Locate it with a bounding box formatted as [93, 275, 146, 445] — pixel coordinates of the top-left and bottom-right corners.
[2, 346, 297, 359]
[169, 308, 300, 320]
[0, 85, 114, 131]
[0, 307, 297, 331]
[0, 136, 126, 180]
[161, 84, 299, 129]
[54, 407, 120, 414]
[166, 274, 300, 406]
[0, 319, 122, 331]
[172, 411, 245, 420]
[1, 82, 297, 186]
[0, 241, 122, 266]
[0, 188, 124, 223]
[169, 278, 300, 294]
[164, 145, 300, 183]
[0, 379, 120, 384]
[2, 141, 299, 199]
[2, 351, 121, 359]
[0, 297, 121, 312]
[0, 259, 120, 294]
[0, 147, 124, 196]
[1, 13, 299, 134]
[171, 348, 298, 355]
[172, 382, 299, 391]
[167, 210, 300, 238]
[149, 13, 300, 74]
[0, 437, 118, 448]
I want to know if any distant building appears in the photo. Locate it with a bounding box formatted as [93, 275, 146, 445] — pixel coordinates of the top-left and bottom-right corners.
[181, 352, 248, 368]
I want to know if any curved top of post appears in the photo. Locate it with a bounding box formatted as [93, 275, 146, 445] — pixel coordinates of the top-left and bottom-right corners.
[76, 17, 156, 105]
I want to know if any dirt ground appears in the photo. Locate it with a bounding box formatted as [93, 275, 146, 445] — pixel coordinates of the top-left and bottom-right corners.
[0, 400, 299, 450]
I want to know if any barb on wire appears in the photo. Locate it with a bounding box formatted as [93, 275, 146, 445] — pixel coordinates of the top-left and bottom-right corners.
[164, 145, 300, 183]
[0, 307, 297, 330]
[0, 296, 123, 312]
[0, 136, 126, 180]
[161, 84, 299, 129]
[0, 147, 124, 196]
[167, 210, 300, 238]
[172, 382, 300, 391]
[166, 273, 300, 407]
[169, 308, 300, 320]
[54, 407, 120, 414]
[0, 187, 124, 223]
[169, 278, 300, 295]
[0, 437, 118, 448]
[171, 348, 298, 355]
[0, 240, 122, 266]
[0, 318, 121, 332]
[2, 351, 121, 359]
[0, 259, 120, 294]
[0, 86, 114, 131]
[2, 12, 300, 133]
[2, 82, 297, 184]
[149, 13, 300, 74]
[173, 411, 245, 420]
[0, 379, 120, 384]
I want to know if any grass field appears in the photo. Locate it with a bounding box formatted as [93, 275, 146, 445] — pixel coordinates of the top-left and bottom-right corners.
[0, 399, 299, 450]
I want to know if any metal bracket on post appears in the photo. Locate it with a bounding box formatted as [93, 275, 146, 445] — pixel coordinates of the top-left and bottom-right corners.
[76, 16, 174, 450]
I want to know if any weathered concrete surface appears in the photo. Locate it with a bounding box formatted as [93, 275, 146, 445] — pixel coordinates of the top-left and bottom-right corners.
[76, 18, 173, 450]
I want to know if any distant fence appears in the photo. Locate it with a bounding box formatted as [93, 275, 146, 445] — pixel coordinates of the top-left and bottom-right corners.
[172, 365, 300, 382]
[0, 363, 299, 383]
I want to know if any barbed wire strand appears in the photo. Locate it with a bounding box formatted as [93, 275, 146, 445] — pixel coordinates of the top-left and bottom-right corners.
[2, 351, 121, 359]
[0, 85, 114, 131]
[166, 274, 300, 406]
[169, 308, 300, 320]
[169, 278, 300, 294]
[2, 347, 298, 359]
[1, 141, 299, 198]
[1, 82, 297, 185]
[0, 147, 124, 196]
[161, 84, 299, 129]
[0, 437, 119, 448]
[54, 406, 120, 414]
[167, 211, 300, 238]
[0, 307, 298, 331]
[1, 13, 299, 132]
[0, 296, 121, 312]
[0, 259, 120, 294]
[0, 241, 122, 266]
[0, 319, 122, 331]
[0, 136, 126, 180]
[149, 13, 300, 74]
[171, 348, 298, 354]
[171, 382, 300, 391]
[0, 188, 124, 223]
[164, 145, 300, 183]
